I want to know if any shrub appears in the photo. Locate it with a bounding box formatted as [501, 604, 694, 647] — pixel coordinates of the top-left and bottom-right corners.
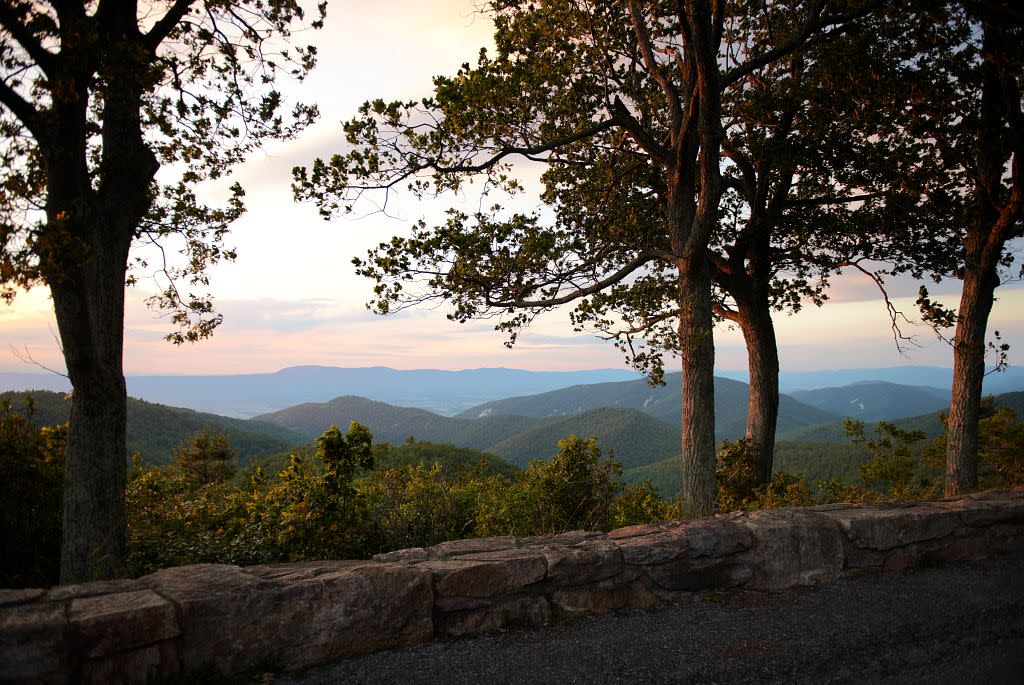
[477, 436, 622, 536]
[0, 398, 65, 587]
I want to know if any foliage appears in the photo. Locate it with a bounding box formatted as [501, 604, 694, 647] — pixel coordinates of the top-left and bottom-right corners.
[923, 398, 1024, 490]
[173, 429, 238, 487]
[360, 463, 494, 553]
[0, 398, 65, 587]
[845, 419, 936, 500]
[371, 440, 520, 480]
[476, 436, 623, 537]
[715, 438, 763, 512]
[128, 423, 374, 574]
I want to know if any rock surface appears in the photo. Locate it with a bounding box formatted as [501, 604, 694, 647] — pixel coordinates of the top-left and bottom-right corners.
[1, 489, 1022, 684]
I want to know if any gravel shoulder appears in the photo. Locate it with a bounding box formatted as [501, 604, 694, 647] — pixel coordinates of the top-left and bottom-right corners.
[280, 553, 1024, 685]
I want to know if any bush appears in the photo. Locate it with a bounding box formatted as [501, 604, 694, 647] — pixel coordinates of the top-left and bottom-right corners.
[360, 463, 493, 552]
[0, 398, 65, 587]
[477, 436, 623, 536]
[846, 419, 937, 500]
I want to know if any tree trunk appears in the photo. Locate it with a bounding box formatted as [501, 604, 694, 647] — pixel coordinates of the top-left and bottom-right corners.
[945, 11, 1021, 497]
[51, 223, 133, 583]
[735, 299, 780, 484]
[944, 252, 999, 496]
[678, 258, 717, 516]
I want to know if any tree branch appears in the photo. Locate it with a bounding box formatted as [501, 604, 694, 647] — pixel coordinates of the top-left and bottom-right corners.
[625, 0, 683, 132]
[0, 79, 44, 140]
[611, 96, 672, 161]
[722, 0, 876, 88]
[485, 251, 659, 308]
[144, 0, 197, 51]
[0, 3, 57, 75]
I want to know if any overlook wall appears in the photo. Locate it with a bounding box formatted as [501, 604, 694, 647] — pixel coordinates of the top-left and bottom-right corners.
[2, 489, 1023, 684]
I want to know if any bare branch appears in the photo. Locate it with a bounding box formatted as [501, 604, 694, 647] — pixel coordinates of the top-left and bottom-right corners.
[847, 261, 921, 354]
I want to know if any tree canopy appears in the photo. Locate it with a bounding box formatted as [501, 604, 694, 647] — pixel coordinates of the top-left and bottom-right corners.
[296, 0, 886, 513]
[0, 0, 323, 581]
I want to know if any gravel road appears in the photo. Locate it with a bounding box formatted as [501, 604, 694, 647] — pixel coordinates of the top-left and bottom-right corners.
[278, 553, 1024, 685]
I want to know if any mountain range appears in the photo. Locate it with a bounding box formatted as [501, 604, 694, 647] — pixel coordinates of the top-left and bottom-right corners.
[788, 381, 951, 423]
[1, 390, 304, 466]
[456, 373, 838, 439]
[3, 364, 1022, 419]
[0, 366, 639, 418]
[5, 366, 1023, 480]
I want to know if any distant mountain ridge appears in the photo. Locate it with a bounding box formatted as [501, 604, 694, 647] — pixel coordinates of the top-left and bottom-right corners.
[0, 366, 641, 418]
[5, 364, 1022, 420]
[789, 381, 951, 422]
[456, 373, 840, 441]
[254, 396, 680, 468]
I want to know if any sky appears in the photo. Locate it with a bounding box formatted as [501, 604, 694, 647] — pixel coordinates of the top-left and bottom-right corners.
[1, 0, 1022, 376]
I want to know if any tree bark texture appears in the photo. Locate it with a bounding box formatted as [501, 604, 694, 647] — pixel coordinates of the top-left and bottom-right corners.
[52, 252, 131, 583]
[735, 300, 780, 484]
[944, 11, 1022, 497]
[944, 259, 997, 496]
[42, 17, 159, 581]
[678, 258, 717, 517]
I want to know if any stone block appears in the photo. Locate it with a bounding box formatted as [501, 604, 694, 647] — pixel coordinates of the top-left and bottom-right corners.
[0, 588, 45, 608]
[428, 551, 547, 599]
[815, 502, 959, 550]
[551, 579, 660, 616]
[741, 508, 845, 590]
[142, 562, 433, 675]
[436, 595, 551, 637]
[47, 579, 146, 602]
[642, 557, 753, 592]
[0, 600, 68, 683]
[430, 536, 518, 558]
[81, 640, 180, 685]
[938, 496, 1024, 528]
[69, 589, 180, 659]
[373, 547, 430, 564]
[535, 539, 624, 587]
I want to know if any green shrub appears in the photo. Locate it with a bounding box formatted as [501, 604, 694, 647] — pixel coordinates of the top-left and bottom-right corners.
[0, 398, 65, 587]
[360, 462, 494, 552]
[477, 436, 622, 536]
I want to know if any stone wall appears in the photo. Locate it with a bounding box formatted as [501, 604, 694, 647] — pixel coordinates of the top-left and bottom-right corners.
[3, 489, 1023, 684]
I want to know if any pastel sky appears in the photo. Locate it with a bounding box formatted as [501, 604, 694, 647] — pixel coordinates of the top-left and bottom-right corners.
[2, 1, 1022, 376]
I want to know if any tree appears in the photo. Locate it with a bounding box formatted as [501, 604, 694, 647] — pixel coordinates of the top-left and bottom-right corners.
[888, 1, 1023, 495]
[296, 0, 874, 515]
[172, 429, 237, 486]
[1, 0, 322, 582]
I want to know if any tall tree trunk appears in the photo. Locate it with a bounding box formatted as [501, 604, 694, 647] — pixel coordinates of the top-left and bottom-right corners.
[945, 10, 1022, 497]
[678, 257, 717, 516]
[735, 298, 779, 484]
[51, 234, 132, 583]
[944, 247, 999, 496]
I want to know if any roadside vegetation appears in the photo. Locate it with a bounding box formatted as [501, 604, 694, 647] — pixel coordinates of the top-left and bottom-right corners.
[4, 396, 1021, 588]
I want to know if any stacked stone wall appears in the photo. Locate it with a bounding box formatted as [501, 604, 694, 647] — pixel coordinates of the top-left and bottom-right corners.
[2, 490, 1022, 684]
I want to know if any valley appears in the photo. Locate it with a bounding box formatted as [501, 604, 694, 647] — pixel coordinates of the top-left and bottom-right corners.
[6, 367, 1022, 496]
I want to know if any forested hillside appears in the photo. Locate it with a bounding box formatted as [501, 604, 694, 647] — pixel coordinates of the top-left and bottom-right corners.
[623, 441, 875, 497]
[778, 391, 1024, 443]
[255, 396, 681, 467]
[457, 373, 839, 440]
[789, 382, 950, 422]
[0, 391, 303, 466]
